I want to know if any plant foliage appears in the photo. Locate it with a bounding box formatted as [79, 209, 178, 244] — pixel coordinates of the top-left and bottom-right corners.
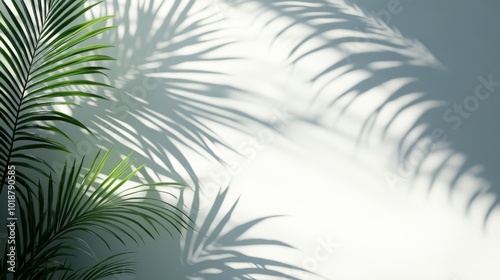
[1, 150, 189, 279]
[0, 0, 114, 192]
[0, 1, 191, 279]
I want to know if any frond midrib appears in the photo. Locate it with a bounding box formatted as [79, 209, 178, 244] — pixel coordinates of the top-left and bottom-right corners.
[0, 4, 51, 194]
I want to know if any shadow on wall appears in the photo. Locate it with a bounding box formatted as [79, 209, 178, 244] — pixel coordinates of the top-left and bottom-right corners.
[69, 0, 268, 185]
[129, 187, 312, 280]
[62, 0, 308, 279]
[55, 0, 500, 278]
[237, 0, 500, 223]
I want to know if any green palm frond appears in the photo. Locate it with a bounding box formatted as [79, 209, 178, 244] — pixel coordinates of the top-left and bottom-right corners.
[61, 252, 134, 280]
[0, 0, 115, 192]
[1, 149, 189, 280]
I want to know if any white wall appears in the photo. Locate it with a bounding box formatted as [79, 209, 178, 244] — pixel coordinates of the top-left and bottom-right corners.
[70, 0, 500, 279]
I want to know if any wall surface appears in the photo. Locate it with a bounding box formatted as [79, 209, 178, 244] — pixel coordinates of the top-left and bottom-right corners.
[69, 0, 500, 279]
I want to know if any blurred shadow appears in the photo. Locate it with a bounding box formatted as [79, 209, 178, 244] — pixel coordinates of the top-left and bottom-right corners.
[236, 0, 500, 223]
[69, 0, 268, 185]
[133, 186, 312, 280]
[66, 0, 306, 279]
[242, 0, 444, 146]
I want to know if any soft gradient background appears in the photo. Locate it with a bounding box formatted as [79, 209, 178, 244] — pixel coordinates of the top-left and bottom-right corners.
[56, 0, 500, 279]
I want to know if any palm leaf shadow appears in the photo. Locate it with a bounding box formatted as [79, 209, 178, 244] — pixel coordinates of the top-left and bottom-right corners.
[67, 2, 306, 278]
[67, 0, 267, 187]
[240, 0, 500, 222]
[151, 186, 314, 280]
[249, 0, 444, 143]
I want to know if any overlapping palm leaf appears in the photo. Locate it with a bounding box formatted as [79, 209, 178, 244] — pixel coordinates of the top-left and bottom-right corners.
[0, 1, 193, 279]
[0, 0, 114, 192]
[0, 150, 189, 280]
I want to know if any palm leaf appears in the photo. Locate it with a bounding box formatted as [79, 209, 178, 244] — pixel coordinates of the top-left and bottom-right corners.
[59, 253, 134, 280]
[4, 149, 190, 280]
[0, 0, 114, 193]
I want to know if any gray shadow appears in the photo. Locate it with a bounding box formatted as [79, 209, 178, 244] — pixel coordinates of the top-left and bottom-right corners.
[63, 1, 308, 279]
[130, 187, 312, 280]
[239, 0, 500, 223]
